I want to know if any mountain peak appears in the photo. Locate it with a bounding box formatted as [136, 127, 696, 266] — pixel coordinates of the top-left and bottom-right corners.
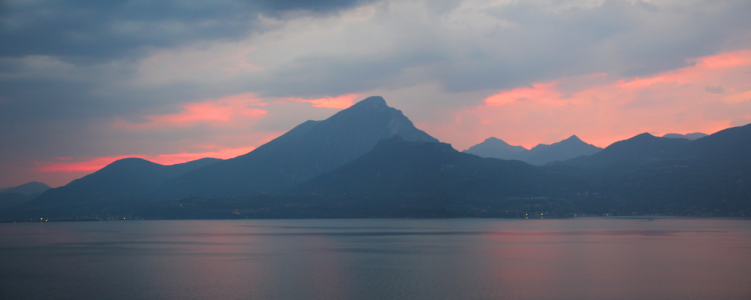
[105, 157, 161, 169]
[484, 137, 511, 145]
[663, 132, 708, 140]
[628, 132, 657, 141]
[565, 135, 582, 142]
[464, 137, 527, 159]
[349, 96, 387, 110]
[164, 95, 437, 197]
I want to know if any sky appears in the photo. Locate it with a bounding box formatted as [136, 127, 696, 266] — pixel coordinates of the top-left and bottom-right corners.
[1, 0, 751, 187]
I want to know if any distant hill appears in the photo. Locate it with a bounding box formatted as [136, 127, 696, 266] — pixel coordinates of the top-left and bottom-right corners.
[295, 136, 589, 206]
[291, 125, 751, 217]
[30, 157, 221, 212]
[663, 132, 708, 140]
[524, 135, 602, 165]
[561, 133, 691, 169]
[556, 124, 751, 213]
[0, 193, 28, 210]
[464, 135, 602, 165]
[560, 125, 748, 169]
[463, 137, 527, 160]
[1, 181, 50, 196]
[164, 96, 438, 197]
[0, 181, 51, 210]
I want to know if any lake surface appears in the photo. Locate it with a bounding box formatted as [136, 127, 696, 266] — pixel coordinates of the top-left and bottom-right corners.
[1, 218, 750, 300]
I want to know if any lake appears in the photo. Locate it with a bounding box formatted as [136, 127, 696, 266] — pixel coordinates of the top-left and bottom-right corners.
[1, 218, 750, 300]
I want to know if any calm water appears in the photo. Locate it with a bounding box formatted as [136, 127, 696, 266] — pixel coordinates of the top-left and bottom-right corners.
[1, 218, 750, 300]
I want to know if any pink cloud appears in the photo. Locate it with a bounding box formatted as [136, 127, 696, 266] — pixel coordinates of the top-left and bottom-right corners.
[114, 93, 267, 129]
[485, 82, 560, 106]
[424, 50, 751, 150]
[284, 94, 358, 109]
[695, 50, 751, 69]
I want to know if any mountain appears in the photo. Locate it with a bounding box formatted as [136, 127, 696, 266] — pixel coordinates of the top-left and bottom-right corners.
[463, 137, 527, 159]
[32, 157, 221, 206]
[562, 124, 750, 170]
[4, 101, 750, 221]
[555, 124, 751, 214]
[0, 181, 50, 196]
[663, 132, 708, 140]
[463, 135, 602, 165]
[523, 135, 602, 165]
[294, 126, 751, 217]
[0, 193, 28, 210]
[561, 133, 692, 169]
[165, 96, 438, 197]
[0, 182, 51, 210]
[295, 136, 589, 208]
[687, 124, 751, 161]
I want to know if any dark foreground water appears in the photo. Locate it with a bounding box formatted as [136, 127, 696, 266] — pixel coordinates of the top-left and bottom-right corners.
[1, 218, 750, 300]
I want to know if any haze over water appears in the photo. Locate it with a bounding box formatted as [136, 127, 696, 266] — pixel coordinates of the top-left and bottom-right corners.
[1, 218, 750, 300]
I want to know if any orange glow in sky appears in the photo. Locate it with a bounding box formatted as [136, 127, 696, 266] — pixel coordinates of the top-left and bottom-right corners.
[426, 50, 751, 150]
[114, 93, 267, 129]
[27, 51, 751, 186]
[34, 146, 258, 173]
[285, 94, 359, 109]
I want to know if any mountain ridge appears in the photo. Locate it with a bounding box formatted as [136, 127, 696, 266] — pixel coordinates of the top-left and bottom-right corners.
[4, 98, 750, 221]
[663, 132, 708, 140]
[0, 181, 50, 196]
[33, 157, 222, 206]
[164, 96, 438, 197]
[464, 135, 602, 165]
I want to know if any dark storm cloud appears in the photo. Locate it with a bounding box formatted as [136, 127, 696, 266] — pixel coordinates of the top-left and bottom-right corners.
[0, 0, 371, 61]
[254, 0, 371, 14]
[0, 0, 376, 125]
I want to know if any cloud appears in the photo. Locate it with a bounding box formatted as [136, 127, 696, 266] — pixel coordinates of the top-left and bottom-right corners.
[730, 116, 751, 127]
[0, 0, 375, 60]
[422, 50, 751, 150]
[234, 0, 751, 98]
[113, 93, 268, 129]
[485, 82, 560, 106]
[706, 86, 725, 94]
[4, 0, 751, 124]
[284, 94, 359, 109]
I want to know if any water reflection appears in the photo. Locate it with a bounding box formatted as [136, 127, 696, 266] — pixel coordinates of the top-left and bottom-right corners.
[0, 218, 750, 300]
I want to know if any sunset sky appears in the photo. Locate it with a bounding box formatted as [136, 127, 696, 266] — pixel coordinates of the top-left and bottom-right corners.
[2, 0, 751, 187]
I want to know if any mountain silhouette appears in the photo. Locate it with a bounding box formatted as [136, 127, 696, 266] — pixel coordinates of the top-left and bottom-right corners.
[524, 135, 602, 165]
[561, 133, 691, 168]
[687, 124, 751, 162]
[293, 125, 751, 217]
[297, 136, 587, 201]
[663, 132, 708, 140]
[555, 124, 751, 213]
[0, 193, 28, 210]
[165, 96, 438, 197]
[464, 135, 601, 165]
[463, 137, 527, 159]
[4, 101, 751, 221]
[0, 181, 50, 196]
[33, 157, 221, 206]
[0, 181, 51, 210]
